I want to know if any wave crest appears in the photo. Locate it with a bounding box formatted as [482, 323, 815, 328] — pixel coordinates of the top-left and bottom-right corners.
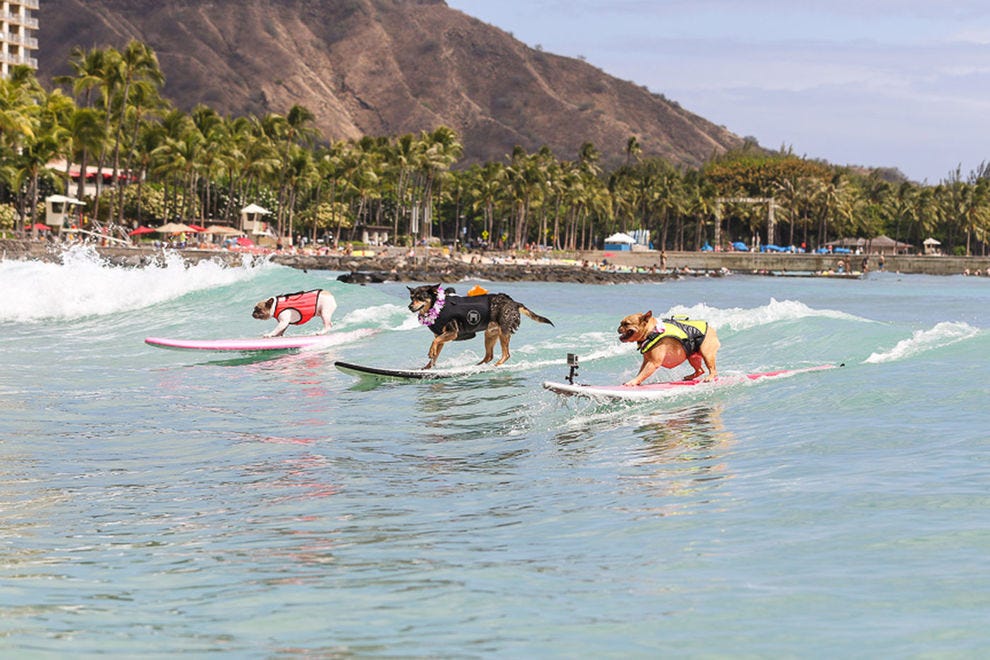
[864, 321, 980, 363]
[670, 298, 864, 332]
[0, 246, 269, 323]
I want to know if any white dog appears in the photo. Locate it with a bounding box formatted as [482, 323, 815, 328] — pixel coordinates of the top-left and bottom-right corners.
[252, 289, 337, 337]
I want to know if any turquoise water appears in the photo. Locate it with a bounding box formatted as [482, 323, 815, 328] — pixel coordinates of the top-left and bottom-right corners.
[1, 247, 988, 657]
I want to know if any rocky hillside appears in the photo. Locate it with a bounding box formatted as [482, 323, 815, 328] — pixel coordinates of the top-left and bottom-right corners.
[36, 0, 745, 168]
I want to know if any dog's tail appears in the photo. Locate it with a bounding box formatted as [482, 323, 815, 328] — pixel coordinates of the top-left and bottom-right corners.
[520, 305, 554, 326]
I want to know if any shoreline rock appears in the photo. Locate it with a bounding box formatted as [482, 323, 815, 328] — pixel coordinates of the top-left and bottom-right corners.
[3, 239, 989, 280]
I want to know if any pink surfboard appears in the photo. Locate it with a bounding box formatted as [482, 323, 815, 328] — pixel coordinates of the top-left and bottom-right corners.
[145, 330, 371, 352]
[543, 364, 838, 401]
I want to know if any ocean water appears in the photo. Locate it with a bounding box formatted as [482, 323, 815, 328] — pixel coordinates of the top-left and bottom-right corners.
[1, 246, 988, 657]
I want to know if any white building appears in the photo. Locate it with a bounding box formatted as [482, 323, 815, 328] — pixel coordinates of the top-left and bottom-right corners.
[1, 0, 39, 78]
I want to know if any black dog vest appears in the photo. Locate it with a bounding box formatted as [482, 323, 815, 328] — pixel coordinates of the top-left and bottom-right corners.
[428, 295, 492, 340]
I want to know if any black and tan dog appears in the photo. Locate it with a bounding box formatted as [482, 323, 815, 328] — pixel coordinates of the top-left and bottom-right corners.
[618, 311, 720, 385]
[408, 284, 554, 369]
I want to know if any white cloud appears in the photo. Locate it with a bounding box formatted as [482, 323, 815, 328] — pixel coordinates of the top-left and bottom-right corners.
[447, 0, 990, 181]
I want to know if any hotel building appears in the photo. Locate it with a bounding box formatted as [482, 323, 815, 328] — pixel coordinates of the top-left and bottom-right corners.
[1, 0, 39, 78]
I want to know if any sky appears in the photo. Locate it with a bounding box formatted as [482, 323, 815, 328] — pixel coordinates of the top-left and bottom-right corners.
[446, 0, 990, 183]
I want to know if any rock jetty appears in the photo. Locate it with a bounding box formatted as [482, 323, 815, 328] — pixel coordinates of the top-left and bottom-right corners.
[3, 238, 989, 280]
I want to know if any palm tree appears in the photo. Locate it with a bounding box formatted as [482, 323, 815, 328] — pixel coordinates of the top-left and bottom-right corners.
[504, 145, 546, 248]
[282, 144, 316, 240]
[151, 112, 204, 221]
[128, 118, 164, 224]
[467, 161, 505, 246]
[812, 174, 855, 247]
[414, 126, 462, 240]
[16, 88, 72, 236]
[0, 68, 39, 150]
[190, 105, 228, 223]
[383, 133, 417, 239]
[624, 136, 641, 166]
[0, 67, 44, 233]
[58, 47, 109, 201]
[108, 41, 165, 224]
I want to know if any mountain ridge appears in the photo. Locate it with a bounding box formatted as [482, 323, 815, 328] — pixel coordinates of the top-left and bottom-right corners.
[35, 0, 746, 167]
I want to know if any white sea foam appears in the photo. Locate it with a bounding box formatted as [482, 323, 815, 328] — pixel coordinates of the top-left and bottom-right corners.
[864, 321, 980, 363]
[337, 303, 418, 331]
[338, 302, 399, 325]
[0, 246, 269, 323]
[669, 298, 865, 332]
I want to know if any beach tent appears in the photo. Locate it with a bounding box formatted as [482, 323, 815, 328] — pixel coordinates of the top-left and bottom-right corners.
[923, 237, 941, 255]
[604, 232, 636, 251]
[866, 235, 913, 254]
[834, 235, 913, 254]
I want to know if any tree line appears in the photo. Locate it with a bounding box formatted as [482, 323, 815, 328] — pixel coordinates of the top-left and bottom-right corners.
[2, 40, 989, 255]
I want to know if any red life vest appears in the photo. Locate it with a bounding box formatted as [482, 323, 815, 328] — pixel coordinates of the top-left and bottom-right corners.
[273, 290, 322, 325]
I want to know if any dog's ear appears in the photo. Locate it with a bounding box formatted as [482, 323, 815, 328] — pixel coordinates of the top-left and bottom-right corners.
[407, 286, 414, 294]
[643, 310, 653, 320]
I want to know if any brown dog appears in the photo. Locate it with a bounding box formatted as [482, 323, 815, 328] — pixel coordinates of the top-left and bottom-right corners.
[408, 284, 553, 369]
[618, 311, 720, 386]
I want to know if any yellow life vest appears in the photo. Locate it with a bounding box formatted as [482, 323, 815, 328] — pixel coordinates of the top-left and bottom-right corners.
[638, 316, 709, 355]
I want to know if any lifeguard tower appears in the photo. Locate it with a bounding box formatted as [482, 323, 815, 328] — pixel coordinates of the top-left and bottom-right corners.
[239, 203, 282, 246]
[44, 194, 84, 231]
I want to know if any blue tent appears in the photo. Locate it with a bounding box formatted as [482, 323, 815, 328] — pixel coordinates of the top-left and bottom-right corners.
[604, 232, 636, 251]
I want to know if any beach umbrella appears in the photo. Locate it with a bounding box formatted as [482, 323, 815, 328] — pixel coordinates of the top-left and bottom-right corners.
[30, 223, 50, 231]
[156, 222, 196, 233]
[187, 224, 207, 232]
[128, 225, 156, 236]
[204, 225, 244, 235]
[236, 236, 255, 247]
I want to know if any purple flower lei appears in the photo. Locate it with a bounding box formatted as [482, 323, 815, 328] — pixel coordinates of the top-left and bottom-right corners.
[419, 286, 446, 326]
